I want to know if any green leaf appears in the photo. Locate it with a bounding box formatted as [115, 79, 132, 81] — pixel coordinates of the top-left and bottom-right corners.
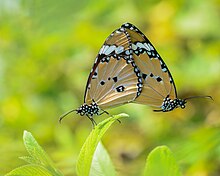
[22, 131, 63, 176]
[23, 130, 55, 167]
[76, 113, 129, 176]
[19, 156, 37, 164]
[5, 164, 52, 176]
[143, 146, 182, 176]
[90, 142, 116, 176]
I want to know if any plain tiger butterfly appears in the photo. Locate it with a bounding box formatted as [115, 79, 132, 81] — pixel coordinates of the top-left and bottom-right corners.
[60, 22, 212, 126]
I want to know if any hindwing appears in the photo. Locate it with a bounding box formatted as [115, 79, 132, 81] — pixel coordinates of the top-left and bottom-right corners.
[122, 23, 177, 108]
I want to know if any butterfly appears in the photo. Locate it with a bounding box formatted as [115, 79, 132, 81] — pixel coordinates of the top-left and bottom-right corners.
[60, 22, 212, 126]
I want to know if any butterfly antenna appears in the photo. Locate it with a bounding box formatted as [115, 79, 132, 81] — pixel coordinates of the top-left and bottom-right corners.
[59, 109, 77, 123]
[184, 95, 213, 101]
[153, 109, 163, 112]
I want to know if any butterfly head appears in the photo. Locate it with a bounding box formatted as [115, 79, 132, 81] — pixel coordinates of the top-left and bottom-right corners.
[59, 102, 100, 123]
[161, 96, 186, 112]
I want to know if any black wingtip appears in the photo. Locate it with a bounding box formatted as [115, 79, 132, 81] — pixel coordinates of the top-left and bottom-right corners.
[121, 22, 133, 28]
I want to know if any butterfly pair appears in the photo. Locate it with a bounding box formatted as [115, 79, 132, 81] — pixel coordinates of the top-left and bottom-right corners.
[60, 23, 211, 126]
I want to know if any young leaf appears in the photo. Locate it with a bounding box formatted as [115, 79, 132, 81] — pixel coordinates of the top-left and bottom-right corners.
[143, 146, 182, 176]
[5, 131, 63, 176]
[76, 113, 129, 176]
[23, 130, 55, 167]
[90, 142, 116, 176]
[19, 156, 37, 164]
[5, 164, 52, 176]
[22, 130, 63, 176]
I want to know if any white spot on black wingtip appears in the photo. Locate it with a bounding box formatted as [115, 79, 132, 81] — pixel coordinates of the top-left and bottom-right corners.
[92, 71, 98, 79]
[122, 22, 131, 26]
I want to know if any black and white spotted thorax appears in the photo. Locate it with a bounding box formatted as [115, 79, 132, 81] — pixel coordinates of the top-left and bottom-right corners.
[161, 96, 186, 112]
[76, 102, 100, 116]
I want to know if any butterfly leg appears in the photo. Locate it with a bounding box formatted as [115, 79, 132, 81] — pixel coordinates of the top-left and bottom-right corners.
[86, 115, 97, 128]
[99, 110, 109, 115]
[100, 109, 121, 124]
[116, 119, 121, 124]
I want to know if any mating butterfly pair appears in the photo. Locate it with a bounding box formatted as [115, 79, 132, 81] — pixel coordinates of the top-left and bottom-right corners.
[60, 23, 211, 125]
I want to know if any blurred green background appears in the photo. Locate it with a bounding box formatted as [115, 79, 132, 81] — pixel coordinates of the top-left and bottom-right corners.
[0, 0, 220, 175]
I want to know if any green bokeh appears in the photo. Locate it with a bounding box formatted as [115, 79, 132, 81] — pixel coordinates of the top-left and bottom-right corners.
[0, 0, 220, 175]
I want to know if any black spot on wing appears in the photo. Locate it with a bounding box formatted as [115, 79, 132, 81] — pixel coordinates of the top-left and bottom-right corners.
[142, 73, 148, 80]
[100, 81, 105, 85]
[156, 77, 162, 82]
[116, 85, 125, 92]
[112, 76, 118, 83]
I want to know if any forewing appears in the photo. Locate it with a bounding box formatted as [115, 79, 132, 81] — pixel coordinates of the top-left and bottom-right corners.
[85, 56, 138, 109]
[84, 25, 142, 109]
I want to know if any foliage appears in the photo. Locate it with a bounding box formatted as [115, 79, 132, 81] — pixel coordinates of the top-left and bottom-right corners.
[5, 131, 63, 176]
[6, 117, 183, 176]
[144, 146, 181, 176]
[76, 113, 128, 176]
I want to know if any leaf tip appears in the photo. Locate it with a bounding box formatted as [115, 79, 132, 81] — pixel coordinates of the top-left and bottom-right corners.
[23, 130, 31, 139]
[113, 113, 129, 120]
